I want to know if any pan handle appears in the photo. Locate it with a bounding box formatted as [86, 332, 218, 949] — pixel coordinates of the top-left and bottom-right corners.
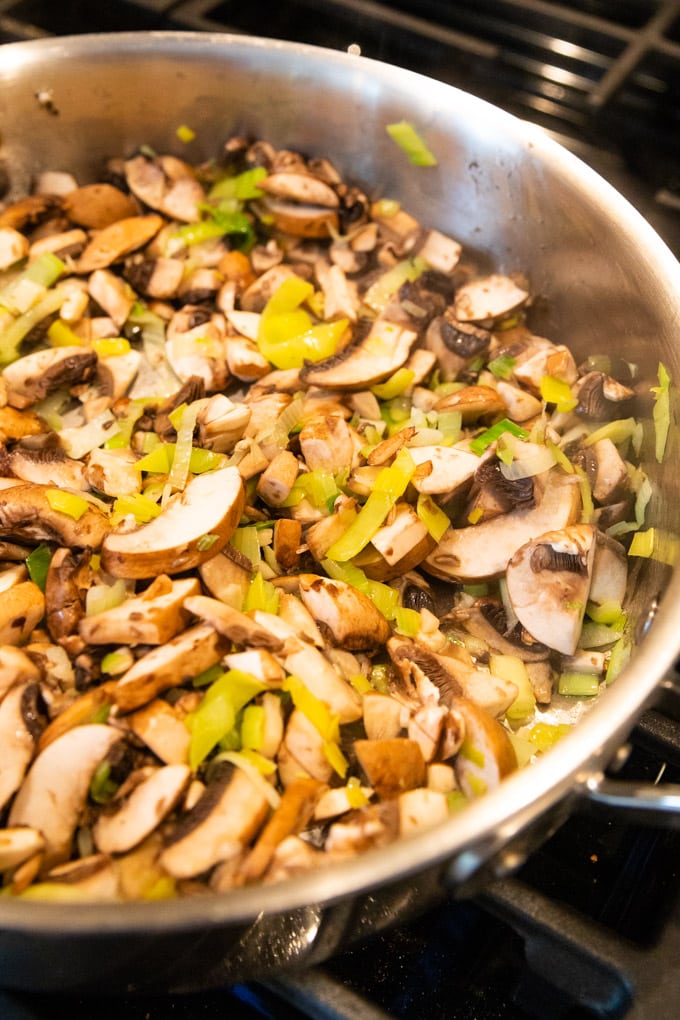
[575, 770, 680, 826]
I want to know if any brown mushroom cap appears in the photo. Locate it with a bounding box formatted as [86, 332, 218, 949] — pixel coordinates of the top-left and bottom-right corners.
[101, 466, 245, 579]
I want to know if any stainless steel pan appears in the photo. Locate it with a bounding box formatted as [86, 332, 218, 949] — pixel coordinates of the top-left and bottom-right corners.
[1, 31, 679, 994]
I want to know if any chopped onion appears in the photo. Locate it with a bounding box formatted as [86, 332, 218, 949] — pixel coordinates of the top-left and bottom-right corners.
[499, 440, 556, 480]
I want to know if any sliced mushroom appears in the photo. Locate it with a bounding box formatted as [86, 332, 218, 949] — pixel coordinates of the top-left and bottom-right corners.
[278, 709, 333, 786]
[589, 530, 628, 608]
[254, 612, 362, 723]
[124, 154, 205, 223]
[256, 450, 299, 507]
[79, 576, 200, 646]
[241, 777, 324, 883]
[198, 547, 251, 609]
[297, 574, 391, 651]
[184, 594, 283, 651]
[36, 854, 120, 901]
[261, 198, 339, 239]
[76, 215, 164, 274]
[454, 273, 529, 324]
[363, 691, 404, 740]
[93, 764, 191, 855]
[0, 645, 41, 700]
[159, 762, 270, 879]
[575, 371, 635, 420]
[434, 384, 506, 424]
[424, 313, 491, 380]
[0, 482, 109, 548]
[196, 394, 251, 453]
[354, 738, 427, 798]
[299, 318, 418, 390]
[505, 524, 597, 655]
[453, 697, 517, 798]
[85, 446, 141, 497]
[126, 696, 195, 765]
[0, 581, 45, 645]
[0, 405, 46, 442]
[124, 254, 184, 300]
[44, 547, 92, 641]
[101, 466, 245, 579]
[451, 598, 550, 662]
[2, 346, 97, 409]
[0, 826, 45, 872]
[63, 183, 139, 229]
[425, 469, 581, 582]
[0, 681, 44, 810]
[112, 623, 230, 713]
[409, 443, 483, 496]
[0, 194, 61, 231]
[7, 441, 88, 491]
[88, 268, 136, 328]
[398, 787, 449, 836]
[8, 723, 123, 869]
[299, 415, 355, 474]
[0, 226, 29, 270]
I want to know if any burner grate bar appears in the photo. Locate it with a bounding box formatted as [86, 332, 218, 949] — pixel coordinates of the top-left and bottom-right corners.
[261, 970, 396, 1020]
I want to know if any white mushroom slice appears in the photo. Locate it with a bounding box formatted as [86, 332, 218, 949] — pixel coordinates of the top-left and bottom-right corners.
[0, 581, 45, 645]
[256, 450, 299, 507]
[427, 762, 457, 794]
[315, 259, 359, 322]
[454, 273, 529, 323]
[39, 855, 121, 901]
[297, 574, 391, 652]
[314, 785, 373, 821]
[0, 682, 40, 810]
[363, 691, 404, 741]
[0, 827, 45, 871]
[425, 469, 581, 582]
[260, 172, 339, 208]
[79, 576, 199, 646]
[124, 155, 205, 223]
[0, 226, 29, 270]
[87, 268, 136, 328]
[184, 595, 284, 651]
[127, 698, 193, 765]
[112, 623, 229, 713]
[588, 530, 628, 608]
[94, 764, 191, 855]
[165, 309, 228, 391]
[495, 380, 543, 422]
[253, 612, 361, 723]
[223, 648, 285, 686]
[277, 592, 324, 647]
[453, 698, 517, 798]
[76, 215, 164, 274]
[196, 394, 251, 453]
[8, 442, 89, 491]
[512, 343, 578, 394]
[30, 228, 87, 261]
[226, 309, 261, 341]
[8, 724, 123, 869]
[409, 444, 483, 495]
[0, 646, 41, 700]
[589, 438, 630, 504]
[408, 703, 448, 762]
[299, 318, 418, 391]
[261, 198, 339, 239]
[241, 264, 298, 313]
[371, 504, 431, 567]
[505, 524, 597, 656]
[198, 549, 251, 609]
[279, 709, 333, 786]
[299, 415, 355, 474]
[159, 765, 270, 879]
[101, 466, 245, 579]
[85, 446, 142, 497]
[2, 346, 97, 409]
[398, 788, 449, 836]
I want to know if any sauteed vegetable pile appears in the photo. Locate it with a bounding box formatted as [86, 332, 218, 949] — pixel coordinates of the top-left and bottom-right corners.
[0, 134, 667, 900]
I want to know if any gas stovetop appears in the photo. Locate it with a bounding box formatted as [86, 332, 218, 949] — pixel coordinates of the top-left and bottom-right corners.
[1, 3, 680, 1018]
